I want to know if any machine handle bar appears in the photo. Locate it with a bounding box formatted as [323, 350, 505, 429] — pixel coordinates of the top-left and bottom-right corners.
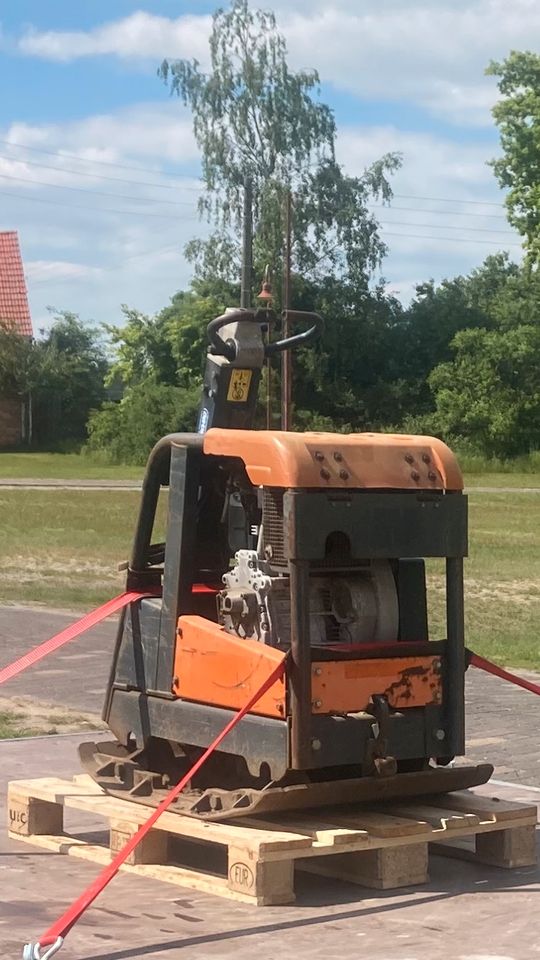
[206, 308, 323, 360]
[264, 310, 323, 357]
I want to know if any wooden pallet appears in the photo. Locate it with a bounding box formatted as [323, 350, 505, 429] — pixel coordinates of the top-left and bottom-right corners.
[7, 775, 537, 905]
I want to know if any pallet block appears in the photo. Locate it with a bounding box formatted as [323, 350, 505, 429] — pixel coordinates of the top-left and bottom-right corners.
[299, 842, 429, 889]
[7, 776, 538, 905]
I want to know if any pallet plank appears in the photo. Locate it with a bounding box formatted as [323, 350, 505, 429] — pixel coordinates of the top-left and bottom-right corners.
[427, 791, 538, 823]
[380, 803, 480, 831]
[7, 776, 537, 906]
[8, 831, 263, 904]
[323, 808, 433, 838]
[240, 813, 370, 847]
[9, 780, 313, 857]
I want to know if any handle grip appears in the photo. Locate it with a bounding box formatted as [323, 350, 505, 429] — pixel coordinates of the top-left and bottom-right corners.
[264, 310, 323, 357]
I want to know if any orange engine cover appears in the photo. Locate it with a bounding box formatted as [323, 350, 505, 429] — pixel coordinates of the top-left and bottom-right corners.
[173, 616, 442, 720]
[311, 656, 442, 714]
[173, 616, 286, 719]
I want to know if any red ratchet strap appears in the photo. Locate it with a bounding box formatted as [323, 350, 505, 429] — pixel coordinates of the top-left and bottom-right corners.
[0, 591, 153, 687]
[24, 654, 286, 960]
[468, 649, 540, 697]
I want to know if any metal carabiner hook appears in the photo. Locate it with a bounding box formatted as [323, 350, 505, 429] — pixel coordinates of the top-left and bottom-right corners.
[23, 936, 64, 960]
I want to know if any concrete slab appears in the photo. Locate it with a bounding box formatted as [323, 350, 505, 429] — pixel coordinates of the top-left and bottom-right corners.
[0, 734, 538, 960]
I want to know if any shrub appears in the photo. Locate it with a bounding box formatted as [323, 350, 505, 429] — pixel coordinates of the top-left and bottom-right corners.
[86, 381, 200, 463]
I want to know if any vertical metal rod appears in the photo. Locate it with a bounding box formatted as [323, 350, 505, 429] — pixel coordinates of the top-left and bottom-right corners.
[281, 190, 292, 430]
[266, 357, 272, 429]
[240, 178, 253, 310]
[289, 558, 312, 768]
[445, 556, 466, 756]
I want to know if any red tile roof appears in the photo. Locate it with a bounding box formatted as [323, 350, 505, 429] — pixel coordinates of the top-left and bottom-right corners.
[0, 231, 33, 338]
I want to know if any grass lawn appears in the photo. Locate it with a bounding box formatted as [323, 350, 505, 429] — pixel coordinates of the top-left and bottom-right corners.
[0, 700, 102, 737]
[0, 485, 538, 669]
[0, 709, 38, 738]
[465, 473, 540, 489]
[0, 488, 169, 609]
[426, 490, 540, 670]
[0, 452, 143, 481]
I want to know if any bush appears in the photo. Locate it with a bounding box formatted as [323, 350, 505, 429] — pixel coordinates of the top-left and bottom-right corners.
[427, 325, 540, 459]
[86, 381, 200, 463]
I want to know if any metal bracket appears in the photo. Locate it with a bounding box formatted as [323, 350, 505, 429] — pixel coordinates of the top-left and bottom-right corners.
[366, 694, 398, 776]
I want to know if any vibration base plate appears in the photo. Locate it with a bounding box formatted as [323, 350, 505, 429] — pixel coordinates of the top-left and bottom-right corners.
[79, 740, 494, 822]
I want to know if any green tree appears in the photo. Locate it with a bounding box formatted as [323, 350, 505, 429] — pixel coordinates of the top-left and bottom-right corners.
[105, 285, 238, 392]
[487, 51, 540, 266]
[105, 306, 178, 388]
[0, 313, 107, 447]
[160, 0, 400, 290]
[0, 324, 40, 397]
[35, 312, 108, 444]
[89, 288, 235, 461]
[290, 276, 405, 429]
[86, 382, 200, 464]
[428, 325, 540, 457]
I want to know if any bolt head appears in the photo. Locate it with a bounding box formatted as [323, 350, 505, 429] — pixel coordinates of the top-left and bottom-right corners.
[405, 453, 414, 464]
[311, 738, 322, 751]
[313, 667, 322, 676]
[435, 728, 446, 741]
[320, 468, 331, 480]
[411, 470, 420, 481]
[312, 699, 322, 709]
[339, 469, 349, 481]
[333, 451, 343, 462]
[315, 450, 324, 461]
[422, 453, 431, 464]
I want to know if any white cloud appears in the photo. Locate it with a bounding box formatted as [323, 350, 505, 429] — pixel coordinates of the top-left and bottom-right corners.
[15, 2, 540, 126]
[25, 260, 104, 283]
[5, 102, 199, 169]
[281, 0, 539, 126]
[335, 124, 521, 300]
[18, 11, 212, 64]
[5, 1, 528, 319]
[338, 125, 497, 196]
[0, 101, 205, 330]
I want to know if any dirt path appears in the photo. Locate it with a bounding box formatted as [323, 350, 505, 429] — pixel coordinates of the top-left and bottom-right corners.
[0, 478, 140, 490]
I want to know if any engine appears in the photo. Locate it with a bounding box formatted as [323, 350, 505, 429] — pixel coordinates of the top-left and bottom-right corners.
[218, 549, 399, 648]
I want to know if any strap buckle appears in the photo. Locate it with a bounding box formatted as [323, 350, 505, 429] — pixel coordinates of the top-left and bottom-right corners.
[23, 937, 64, 960]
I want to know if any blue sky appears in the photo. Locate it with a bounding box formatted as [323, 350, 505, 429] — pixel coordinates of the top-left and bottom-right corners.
[0, 0, 535, 330]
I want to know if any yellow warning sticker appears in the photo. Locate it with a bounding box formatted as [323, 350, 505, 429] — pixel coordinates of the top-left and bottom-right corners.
[227, 369, 252, 402]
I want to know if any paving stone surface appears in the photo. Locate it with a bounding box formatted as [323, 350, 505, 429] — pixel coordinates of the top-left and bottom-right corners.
[0, 732, 539, 960]
[1, 605, 539, 958]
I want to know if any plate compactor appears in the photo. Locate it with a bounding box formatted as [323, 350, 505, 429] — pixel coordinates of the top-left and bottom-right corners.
[81, 301, 492, 820]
